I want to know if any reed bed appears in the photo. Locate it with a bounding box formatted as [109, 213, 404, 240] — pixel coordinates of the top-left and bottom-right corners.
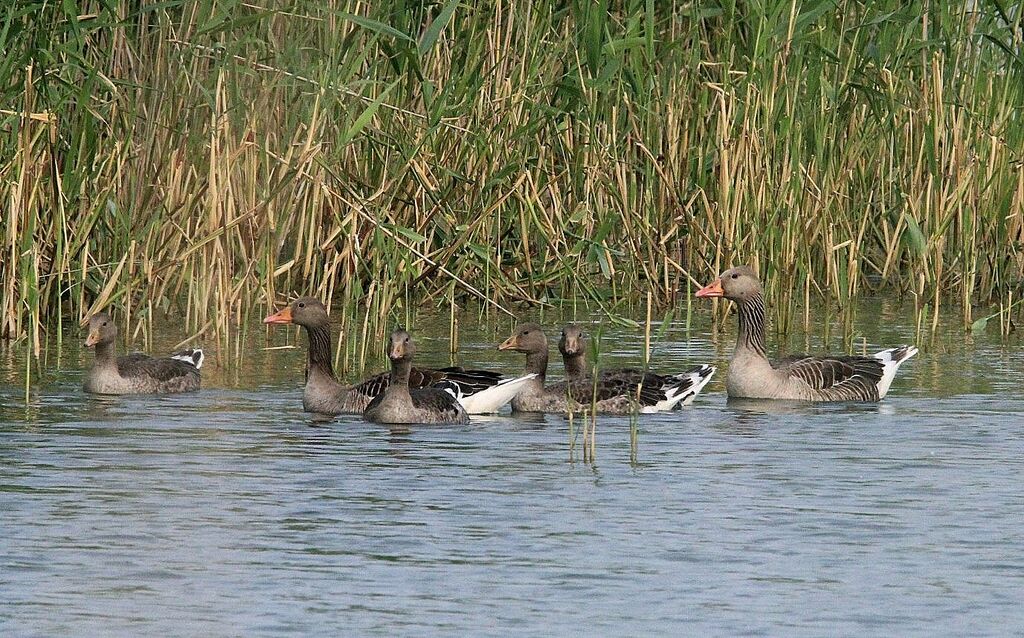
[2, 0, 1023, 356]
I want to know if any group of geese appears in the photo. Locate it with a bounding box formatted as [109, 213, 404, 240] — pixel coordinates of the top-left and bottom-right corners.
[82, 267, 919, 424]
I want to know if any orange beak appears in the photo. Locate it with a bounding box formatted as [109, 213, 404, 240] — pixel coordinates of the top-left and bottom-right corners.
[695, 278, 724, 298]
[85, 332, 99, 347]
[389, 342, 405, 360]
[497, 334, 518, 351]
[562, 336, 581, 355]
[263, 306, 294, 324]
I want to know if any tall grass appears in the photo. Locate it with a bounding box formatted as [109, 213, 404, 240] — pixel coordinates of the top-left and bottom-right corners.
[2, 0, 1022, 355]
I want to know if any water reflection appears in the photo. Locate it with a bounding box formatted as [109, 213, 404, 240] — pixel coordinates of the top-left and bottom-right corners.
[726, 396, 820, 415]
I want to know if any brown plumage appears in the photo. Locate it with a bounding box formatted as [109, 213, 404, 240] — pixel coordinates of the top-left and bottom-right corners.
[558, 325, 588, 380]
[264, 297, 502, 415]
[363, 329, 469, 425]
[696, 266, 917, 401]
[83, 312, 202, 395]
[500, 322, 712, 414]
[497, 323, 581, 413]
[553, 324, 716, 413]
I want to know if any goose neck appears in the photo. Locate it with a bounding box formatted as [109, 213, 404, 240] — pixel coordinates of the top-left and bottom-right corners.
[736, 292, 768, 358]
[562, 352, 587, 379]
[525, 349, 548, 382]
[305, 323, 336, 380]
[390, 357, 412, 388]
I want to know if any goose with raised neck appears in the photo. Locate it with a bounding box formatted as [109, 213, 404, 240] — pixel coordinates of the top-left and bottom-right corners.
[264, 297, 530, 414]
[696, 265, 917, 401]
[363, 329, 469, 425]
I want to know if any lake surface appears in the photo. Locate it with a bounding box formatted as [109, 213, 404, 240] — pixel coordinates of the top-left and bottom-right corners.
[2, 301, 1024, 636]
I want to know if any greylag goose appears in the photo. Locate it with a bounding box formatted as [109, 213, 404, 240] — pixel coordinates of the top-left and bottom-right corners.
[499, 323, 710, 414]
[363, 329, 469, 425]
[497, 323, 578, 413]
[558, 325, 588, 380]
[264, 297, 533, 414]
[556, 324, 716, 412]
[695, 265, 917, 401]
[83, 312, 203, 394]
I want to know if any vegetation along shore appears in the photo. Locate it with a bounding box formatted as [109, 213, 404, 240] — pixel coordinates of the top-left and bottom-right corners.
[3, 1, 1022, 356]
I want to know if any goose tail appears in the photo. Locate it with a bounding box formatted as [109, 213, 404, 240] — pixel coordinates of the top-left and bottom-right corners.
[646, 364, 716, 412]
[873, 346, 917, 399]
[438, 373, 538, 414]
[171, 348, 204, 370]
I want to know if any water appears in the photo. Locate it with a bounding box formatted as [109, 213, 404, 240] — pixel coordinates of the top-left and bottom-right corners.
[2, 302, 1024, 636]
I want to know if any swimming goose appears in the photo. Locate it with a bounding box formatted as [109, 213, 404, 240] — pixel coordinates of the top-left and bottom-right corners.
[363, 329, 469, 425]
[499, 323, 707, 414]
[556, 324, 716, 412]
[558, 325, 588, 381]
[695, 266, 917, 401]
[497, 323, 579, 413]
[264, 297, 531, 414]
[83, 312, 203, 394]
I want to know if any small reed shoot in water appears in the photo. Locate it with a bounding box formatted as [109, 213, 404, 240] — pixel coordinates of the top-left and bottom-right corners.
[629, 413, 640, 467]
[581, 324, 609, 465]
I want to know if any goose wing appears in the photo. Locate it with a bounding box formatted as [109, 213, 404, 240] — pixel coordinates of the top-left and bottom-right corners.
[117, 354, 200, 382]
[776, 355, 884, 400]
[410, 387, 469, 423]
[351, 371, 391, 399]
[426, 367, 503, 395]
[351, 366, 503, 400]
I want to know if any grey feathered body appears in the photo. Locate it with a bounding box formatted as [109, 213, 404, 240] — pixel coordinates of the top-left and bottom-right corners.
[299, 323, 503, 415]
[85, 347, 201, 395]
[363, 385, 469, 425]
[548, 372, 650, 414]
[510, 376, 582, 413]
[727, 293, 915, 402]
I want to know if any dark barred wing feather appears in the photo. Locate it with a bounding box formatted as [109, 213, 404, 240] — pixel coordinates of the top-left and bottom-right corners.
[117, 353, 200, 383]
[550, 369, 666, 407]
[352, 371, 391, 400]
[777, 355, 885, 401]
[352, 366, 502, 400]
[424, 367, 502, 395]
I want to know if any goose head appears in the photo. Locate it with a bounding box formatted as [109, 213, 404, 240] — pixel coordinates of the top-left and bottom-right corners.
[498, 323, 548, 355]
[695, 265, 762, 302]
[263, 297, 329, 328]
[85, 312, 117, 347]
[558, 324, 585, 357]
[388, 329, 415, 362]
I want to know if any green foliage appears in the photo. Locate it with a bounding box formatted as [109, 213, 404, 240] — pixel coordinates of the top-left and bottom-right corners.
[2, 0, 1023, 348]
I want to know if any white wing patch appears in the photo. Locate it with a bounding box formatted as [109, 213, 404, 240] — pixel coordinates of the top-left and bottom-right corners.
[441, 373, 538, 414]
[171, 348, 204, 369]
[647, 364, 716, 412]
[873, 346, 918, 399]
